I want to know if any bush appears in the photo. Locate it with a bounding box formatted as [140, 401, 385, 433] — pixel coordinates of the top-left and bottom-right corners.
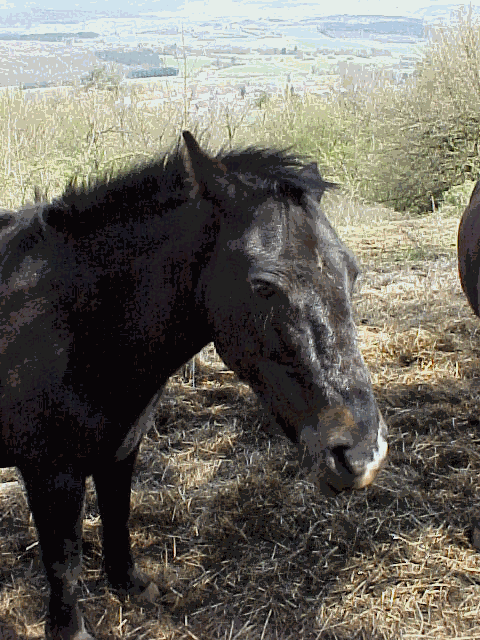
[349, 6, 480, 212]
[81, 64, 124, 91]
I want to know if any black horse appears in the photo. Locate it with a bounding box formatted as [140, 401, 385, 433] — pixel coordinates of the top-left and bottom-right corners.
[0, 131, 388, 640]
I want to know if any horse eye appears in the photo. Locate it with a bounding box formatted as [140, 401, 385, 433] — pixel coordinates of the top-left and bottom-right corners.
[252, 281, 276, 299]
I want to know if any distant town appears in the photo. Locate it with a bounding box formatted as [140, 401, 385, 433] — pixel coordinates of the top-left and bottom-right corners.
[0, 13, 428, 116]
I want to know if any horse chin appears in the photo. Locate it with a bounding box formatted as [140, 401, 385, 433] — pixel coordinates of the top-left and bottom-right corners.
[298, 440, 349, 497]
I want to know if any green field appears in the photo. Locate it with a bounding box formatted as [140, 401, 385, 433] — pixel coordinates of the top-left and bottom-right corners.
[217, 62, 286, 77]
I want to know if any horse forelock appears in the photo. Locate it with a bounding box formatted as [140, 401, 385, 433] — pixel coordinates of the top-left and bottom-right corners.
[215, 148, 336, 267]
[218, 147, 332, 208]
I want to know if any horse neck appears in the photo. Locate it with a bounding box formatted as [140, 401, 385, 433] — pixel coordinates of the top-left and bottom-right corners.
[134, 205, 218, 358]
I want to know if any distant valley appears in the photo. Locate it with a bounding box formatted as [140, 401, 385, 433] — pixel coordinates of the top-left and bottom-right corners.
[0, 13, 429, 95]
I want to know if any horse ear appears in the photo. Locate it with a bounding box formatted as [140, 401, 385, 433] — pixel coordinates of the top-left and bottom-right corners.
[299, 162, 336, 203]
[182, 131, 231, 201]
[299, 162, 321, 182]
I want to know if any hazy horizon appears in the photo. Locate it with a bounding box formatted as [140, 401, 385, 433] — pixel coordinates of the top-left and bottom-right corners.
[0, 0, 478, 20]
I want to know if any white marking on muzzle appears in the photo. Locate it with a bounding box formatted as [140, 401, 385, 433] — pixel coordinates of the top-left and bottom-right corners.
[353, 416, 388, 489]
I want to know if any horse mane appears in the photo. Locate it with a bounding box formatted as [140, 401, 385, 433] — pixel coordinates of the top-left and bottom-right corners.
[40, 140, 332, 235]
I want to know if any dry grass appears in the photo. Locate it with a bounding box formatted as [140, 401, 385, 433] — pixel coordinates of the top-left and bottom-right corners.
[2, 193, 480, 640]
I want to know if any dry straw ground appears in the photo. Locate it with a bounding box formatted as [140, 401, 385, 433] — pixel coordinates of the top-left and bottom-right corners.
[1, 186, 480, 640]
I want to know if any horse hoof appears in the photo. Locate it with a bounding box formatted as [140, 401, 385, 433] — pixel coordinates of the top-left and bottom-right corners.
[132, 580, 160, 606]
[109, 568, 160, 606]
[73, 632, 95, 640]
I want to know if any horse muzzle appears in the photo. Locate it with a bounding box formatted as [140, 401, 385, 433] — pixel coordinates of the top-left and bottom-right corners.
[299, 406, 388, 495]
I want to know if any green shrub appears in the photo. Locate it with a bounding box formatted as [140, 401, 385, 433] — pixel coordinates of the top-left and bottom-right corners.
[350, 6, 480, 212]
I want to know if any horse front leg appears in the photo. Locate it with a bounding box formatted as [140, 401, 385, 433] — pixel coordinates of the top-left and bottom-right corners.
[92, 445, 159, 604]
[20, 464, 93, 640]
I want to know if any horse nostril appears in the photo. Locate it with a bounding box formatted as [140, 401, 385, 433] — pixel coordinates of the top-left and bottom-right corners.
[329, 445, 353, 475]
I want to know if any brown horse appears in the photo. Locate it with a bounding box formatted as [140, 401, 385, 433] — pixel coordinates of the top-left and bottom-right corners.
[0, 131, 387, 640]
[458, 180, 480, 315]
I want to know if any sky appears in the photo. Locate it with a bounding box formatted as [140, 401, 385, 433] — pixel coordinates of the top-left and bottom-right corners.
[2, 0, 480, 20]
[129, 0, 480, 21]
[169, 0, 464, 19]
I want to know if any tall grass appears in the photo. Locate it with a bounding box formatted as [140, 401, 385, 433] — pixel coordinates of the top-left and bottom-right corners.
[0, 83, 354, 209]
[0, 85, 182, 208]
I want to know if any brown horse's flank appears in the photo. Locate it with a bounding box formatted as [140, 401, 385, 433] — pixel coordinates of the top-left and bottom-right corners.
[458, 179, 480, 316]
